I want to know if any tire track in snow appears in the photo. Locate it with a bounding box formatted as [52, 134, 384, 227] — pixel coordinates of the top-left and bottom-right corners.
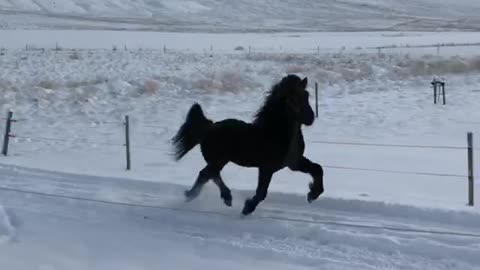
[0, 205, 15, 244]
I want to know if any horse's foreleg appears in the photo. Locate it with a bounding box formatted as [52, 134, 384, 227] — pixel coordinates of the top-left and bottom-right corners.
[242, 167, 273, 216]
[289, 156, 324, 203]
[212, 174, 232, 207]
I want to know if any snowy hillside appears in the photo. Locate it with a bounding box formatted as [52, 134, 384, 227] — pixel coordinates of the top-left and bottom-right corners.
[1, 0, 480, 32]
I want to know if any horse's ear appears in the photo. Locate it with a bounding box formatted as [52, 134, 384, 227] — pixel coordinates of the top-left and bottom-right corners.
[301, 77, 308, 88]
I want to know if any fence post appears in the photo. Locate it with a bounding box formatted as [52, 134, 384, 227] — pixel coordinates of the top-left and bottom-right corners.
[315, 82, 319, 118]
[2, 111, 13, 156]
[467, 132, 474, 206]
[125, 115, 131, 170]
[442, 82, 446, 105]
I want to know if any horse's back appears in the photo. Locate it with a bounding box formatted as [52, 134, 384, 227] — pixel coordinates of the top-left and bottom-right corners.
[200, 119, 264, 167]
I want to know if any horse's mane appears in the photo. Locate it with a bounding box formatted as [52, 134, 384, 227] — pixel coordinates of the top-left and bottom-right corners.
[253, 74, 301, 126]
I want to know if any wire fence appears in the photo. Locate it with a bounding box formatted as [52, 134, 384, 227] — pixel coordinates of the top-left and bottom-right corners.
[0, 185, 479, 238]
[4, 40, 480, 56]
[323, 165, 466, 179]
[1, 114, 473, 176]
[1, 111, 476, 205]
[310, 140, 466, 150]
[14, 135, 124, 147]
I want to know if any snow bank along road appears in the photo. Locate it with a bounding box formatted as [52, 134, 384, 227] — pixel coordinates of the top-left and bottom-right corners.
[0, 164, 480, 269]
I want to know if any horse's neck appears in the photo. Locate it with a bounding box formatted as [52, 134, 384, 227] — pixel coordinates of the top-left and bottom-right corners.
[254, 101, 299, 143]
[290, 122, 302, 140]
[260, 114, 299, 143]
[282, 120, 303, 166]
[287, 121, 302, 147]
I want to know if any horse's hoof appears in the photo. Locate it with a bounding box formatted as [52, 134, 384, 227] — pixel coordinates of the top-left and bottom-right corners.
[242, 199, 255, 216]
[224, 199, 232, 207]
[184, 190, 197, 202]
[307, 192, 315, 203]
[221, 192, 232, 207]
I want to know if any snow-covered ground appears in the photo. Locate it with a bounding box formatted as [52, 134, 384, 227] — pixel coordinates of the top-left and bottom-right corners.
[1, 2, 480, 267]
[1, 0, 480, 32]
[1, 164, 480, 269]
[1, 33, 480, 267]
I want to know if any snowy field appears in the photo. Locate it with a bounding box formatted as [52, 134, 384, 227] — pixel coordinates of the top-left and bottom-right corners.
[1, 0, 480, 268]
[1, 31, 480, 268]
[1, 39, 480, 206]
[1, 0, 480, 32]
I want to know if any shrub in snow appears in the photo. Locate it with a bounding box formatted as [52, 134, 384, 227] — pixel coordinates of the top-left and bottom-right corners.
[141, 79, 161, 94]
[286, 64, 305, 74]
[37, 80, 57, 90]
[69, 51, 81, 60]
[193, 70, 257, 93]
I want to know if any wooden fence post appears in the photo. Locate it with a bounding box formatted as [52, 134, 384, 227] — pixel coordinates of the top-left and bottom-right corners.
[442, 82, 446, 105]
[125, 115, 131, 170]
[2, 111, 13, 156]
[468, 132, 474, 206]
[315, 82, 319, 118]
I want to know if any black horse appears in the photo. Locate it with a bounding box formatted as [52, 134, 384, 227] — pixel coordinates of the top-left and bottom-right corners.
[172, 74, 324, 216]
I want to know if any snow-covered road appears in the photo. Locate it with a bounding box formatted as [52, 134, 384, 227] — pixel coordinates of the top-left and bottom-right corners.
[1, 164, 479, 269]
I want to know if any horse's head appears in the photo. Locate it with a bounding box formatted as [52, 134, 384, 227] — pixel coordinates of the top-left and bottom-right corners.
[284, 76, 315, 126]
[254, 74, 315, 127]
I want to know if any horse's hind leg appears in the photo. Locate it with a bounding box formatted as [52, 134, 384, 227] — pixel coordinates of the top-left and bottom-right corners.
[212, 174, 232, 207]
[185, 164, 231, 206]
[185, 165, 214, 201]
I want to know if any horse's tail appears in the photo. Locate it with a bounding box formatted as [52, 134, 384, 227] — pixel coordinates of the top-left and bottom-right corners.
[172, 103, 213, 161]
